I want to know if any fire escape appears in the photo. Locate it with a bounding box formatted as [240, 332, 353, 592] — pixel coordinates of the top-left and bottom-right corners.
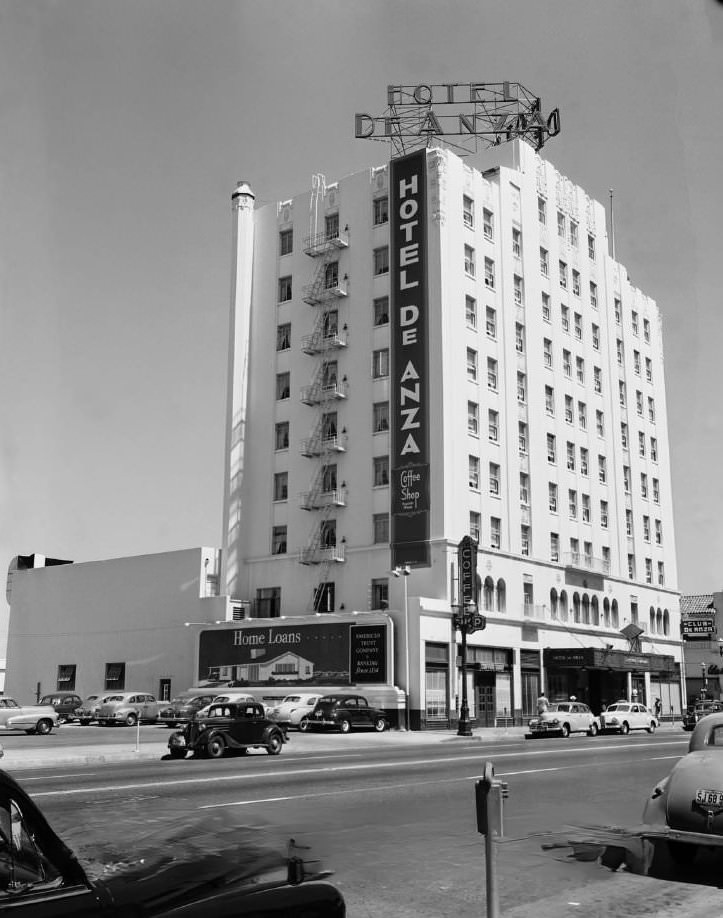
[298, 187, 350, 611]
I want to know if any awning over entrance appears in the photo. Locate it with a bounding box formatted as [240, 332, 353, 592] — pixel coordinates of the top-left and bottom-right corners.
[544, 647, 676, 676]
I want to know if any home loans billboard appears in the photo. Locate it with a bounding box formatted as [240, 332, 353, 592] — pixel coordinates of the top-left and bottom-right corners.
[197, 620, 389, 686]
[390, 149, 430, 568]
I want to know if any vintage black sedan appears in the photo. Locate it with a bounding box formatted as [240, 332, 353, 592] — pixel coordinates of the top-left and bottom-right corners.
[167, 701, 287, 759]
[0, 767, 345, 915]
[303, 694, 389, 733]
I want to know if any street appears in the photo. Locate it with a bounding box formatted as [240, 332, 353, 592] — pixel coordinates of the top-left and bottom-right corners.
[4, 727, 723, 916]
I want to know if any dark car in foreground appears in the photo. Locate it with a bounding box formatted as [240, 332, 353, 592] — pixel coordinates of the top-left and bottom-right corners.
[643, 711, 723, 865]
[682, 700, 723, 731]
[167, 702, 287, 759]
[304, 694, 389, 734]
[0, 767, 345, 915]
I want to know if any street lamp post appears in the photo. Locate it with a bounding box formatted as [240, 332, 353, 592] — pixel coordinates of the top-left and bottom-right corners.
[457, 603, 473, 737]
[393, 565, 412, 730]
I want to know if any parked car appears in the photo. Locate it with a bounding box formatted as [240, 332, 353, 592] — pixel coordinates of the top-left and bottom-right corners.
[304, 694, 389, 734]
[598, 700, 658, 734]
[194, 691, 258, 719]
[96, 692, 161, 727]
[268, 693, 323, 730]
[682, 700, 723, 731]
[643, 710, 723, 865]
[74, 693, 111, 725]
[38, 691, 84, 724]
[0, 766, 346, 915]
[526, 701, 599, 738]
[167, 702, 287, 759]
[157, 692, 218, 727]
[0, 696, 59, 735]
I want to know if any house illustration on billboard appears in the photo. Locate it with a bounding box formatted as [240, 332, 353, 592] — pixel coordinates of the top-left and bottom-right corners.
[208, 651, 315, 683]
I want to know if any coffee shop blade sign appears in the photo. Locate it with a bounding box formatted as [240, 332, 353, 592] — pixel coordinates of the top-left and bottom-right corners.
[458, 535, 478, 605]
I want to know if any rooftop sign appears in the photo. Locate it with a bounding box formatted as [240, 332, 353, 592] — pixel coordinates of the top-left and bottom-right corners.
[355, 82, 560, 156]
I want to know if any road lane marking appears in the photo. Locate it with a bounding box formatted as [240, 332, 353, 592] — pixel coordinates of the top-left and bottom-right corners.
[27, 740, 686, 799]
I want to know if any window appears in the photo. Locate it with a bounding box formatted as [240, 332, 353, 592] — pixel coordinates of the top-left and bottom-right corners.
[557, 211, 566, 238]
[638, 431, 646, 457]
[547, 433, 557, 463]
[371, 578, 389, 610]
[465, 295, 477, 329]
[468, 401, 479, 435]
[544, 338, 553, 367]
[490, 517, 501, 550]
[373, 196, 389, 225]
[589, 282, 598, 309]
[566, 441, 575, 470]
[559, 260, 568, 289]
[275, 421, 289, 451]
[643, 515, 650, 542]
[372, 348, 389, 378]
[373, 246, 389, 275]
[469, 455, 480, 490]
[550, 533, 560, 562]
[648, 397, 656, 423]
[632, 310, 639, 335]
[486, 306, 497, 338]
[582, 493, 591, 523]
[521, 525, 530, 556]
[373, 513, 389, 544]
[513, 274, 524, 305]
[540, 247, 549, 276]
[578, 401, 587, 430]
[600, 500, 609, 528]
[487, 358, 498, 391]
[538, 196, 547, 225]
[588, 234, 595, 260]
[321, 359, 338, 389]
[643, 318, 651, 342]
[464, 244, 476, 277]
[657, 561, 665, 586]
[279, 229, 293, 255]
[565, 394, 573, 423]
[483, 207, 494, 240]
[592, 324, 600, 350]
[325, 213, 339, 239]
[105, 663, 126, 691]
[519, 472, 529, 505]
[645, 357, 653, 383]
[641, 472, 648, 498]
[272, 525, 287, 555]
[488, 409, 499, 442]
[614, 298, 622, 324]
[516, 371, 526, 403]
[619, 380, 627, 408]
[542, 292, 551, 322]
[276, 371, 290, 400]
[373, 401, 389, 433]
[470, 511, 481, 542]
[652, 478, 660, 503]
[580, 446, 588, 476]
[633, 350, 641, 375]
[324, 261, 339, 290]
[598, 455, 607, 483]
[489, 462, 500, 496]
[321, 463, 337, 493]
[563, 349, 572, 378]
[374, 296, 389, 326]
[626, 509, 633, 536]
[322, 411, 337, 440]
[463, 195, 475, 228]
[645, 558, 653, 584]
[602, 546, 611, 574]
[467, 348, 478, 381]
[635, 390, 643, 416]
[594, 366, 602, 393]
[621, 421, 628, 449]
[617, 339, 624, 365]
[568, 489, 578, 519]
[572, 270, 581, 297]
[276, 323, 291, 351]
[518, 421, 528, 455]
[569, 220, 578, 247]
[623, 465, 631, 492]
[545, 385, 555, 415]
[561, 304, 570, 332]
[57, 664, 76, 691]
[256, 586, 281, 618]
[627, 554, 635, 580]
[512, 227, 522, 258]
[576, 356, 585, 384]
[273, 471, 288, 501]
[484, 257, 495, 288]
[549, 482, 558, 512]
[573, 312, 582, 339]
[650, 437, 658, 461]
[584, 541, 593, 567]
[322, 310, 338, 338]
[371, 456, 388, 488]
[278, 276, 292, 302]
[596, 410, 604, 436]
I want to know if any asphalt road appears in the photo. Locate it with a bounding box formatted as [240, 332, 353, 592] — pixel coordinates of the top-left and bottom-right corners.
[7, 729, 723, 917]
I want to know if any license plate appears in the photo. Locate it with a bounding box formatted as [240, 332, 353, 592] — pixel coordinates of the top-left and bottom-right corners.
[695, 788, 723, 806]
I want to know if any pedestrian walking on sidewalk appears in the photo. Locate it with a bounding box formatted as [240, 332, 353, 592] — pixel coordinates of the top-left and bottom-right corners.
[536, 691, 549, 714]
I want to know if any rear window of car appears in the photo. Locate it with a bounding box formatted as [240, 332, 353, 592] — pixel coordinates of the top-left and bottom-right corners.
[105, 695, 125, 702]
[284, 696, 302, 703]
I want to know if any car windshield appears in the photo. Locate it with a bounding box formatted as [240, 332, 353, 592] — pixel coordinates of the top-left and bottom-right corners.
[105, 695, 125, 702]
[607, 704, 629, 712]
[546, 703, 570, 713]
[283, 696, 302, 704]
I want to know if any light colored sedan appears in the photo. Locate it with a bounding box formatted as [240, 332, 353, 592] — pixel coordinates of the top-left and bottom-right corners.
[599, 701, 658, 735]
[0, 697, 59, 735]
[527, 701, 600, 738]
[268, 694, 322, 730]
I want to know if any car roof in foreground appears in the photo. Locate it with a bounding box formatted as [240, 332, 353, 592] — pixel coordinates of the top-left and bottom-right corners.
[690, 711, 723, 751]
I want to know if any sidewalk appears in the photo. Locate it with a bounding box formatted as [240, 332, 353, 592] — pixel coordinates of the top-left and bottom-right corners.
[0, 722, 683, 771]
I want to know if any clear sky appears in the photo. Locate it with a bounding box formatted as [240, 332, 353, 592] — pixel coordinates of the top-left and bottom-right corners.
[1, 0, 721, 627]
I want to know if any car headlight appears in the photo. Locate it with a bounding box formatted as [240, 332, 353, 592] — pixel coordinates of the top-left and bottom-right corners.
[548, 718, 559, 726]
[529, 719, 539, 726]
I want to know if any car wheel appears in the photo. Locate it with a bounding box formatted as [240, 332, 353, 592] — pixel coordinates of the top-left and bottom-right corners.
[299, 717, 311, 733]
[669, 841, 698, 866]
[588, 722, 599, 737]
[374, 717, 387, 733]
[339, 719, 351, 734]
[620, 722, 630, 735]
[168, 748, 186, 759]
[561, 723, 570, 738]
[647, 721, 656, 734]
[206, 737, 225, 759]
[266, 734, 283, 755]
[35, 719, 53, 736]
[125, 713, 138, 727]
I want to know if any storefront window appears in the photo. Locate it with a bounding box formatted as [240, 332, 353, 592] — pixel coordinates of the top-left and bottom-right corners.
[425, 643, 449, 723]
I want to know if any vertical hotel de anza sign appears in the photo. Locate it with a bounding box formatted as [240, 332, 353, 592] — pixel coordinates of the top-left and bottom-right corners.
[390, 150, 431, 567]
